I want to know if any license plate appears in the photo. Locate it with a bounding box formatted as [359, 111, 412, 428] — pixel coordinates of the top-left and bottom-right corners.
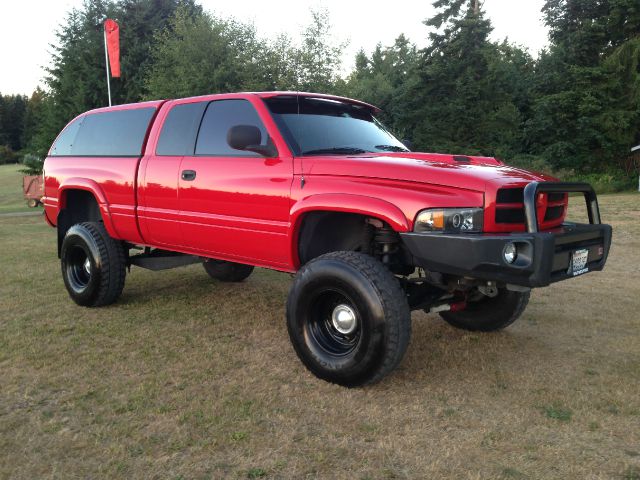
[568, 248, 589, 276]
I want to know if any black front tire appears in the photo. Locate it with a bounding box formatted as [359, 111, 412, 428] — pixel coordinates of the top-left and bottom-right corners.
[203, 260, 254, 282]
[60, 222, 126, 307]
[439, 288, 530, 332]
[286, 251, 411, 387]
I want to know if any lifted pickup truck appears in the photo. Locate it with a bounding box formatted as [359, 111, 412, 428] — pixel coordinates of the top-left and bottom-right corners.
[43, 92, 612, 387]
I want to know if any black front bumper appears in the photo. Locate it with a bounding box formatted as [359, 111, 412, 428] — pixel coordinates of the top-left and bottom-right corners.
[401, 223, 611, 287]
[400, 182, 612, 288]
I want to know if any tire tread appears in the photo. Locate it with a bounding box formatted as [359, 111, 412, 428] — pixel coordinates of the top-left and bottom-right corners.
[288, 251, 411, 386]
[440, 289, 530, 332]
[78, 222, 125, 307]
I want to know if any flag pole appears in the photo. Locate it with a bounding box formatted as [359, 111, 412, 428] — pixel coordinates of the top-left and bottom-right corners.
[103, 23, 112, 107]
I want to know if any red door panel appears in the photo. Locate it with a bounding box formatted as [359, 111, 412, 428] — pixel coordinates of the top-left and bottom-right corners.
[178, 155, 292, 266]
[137, 155, 183, 247]
[175, 98, 293, 267]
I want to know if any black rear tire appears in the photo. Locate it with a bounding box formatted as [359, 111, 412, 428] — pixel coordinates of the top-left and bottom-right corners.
[60, 222, 126, 307]
[203, 260, 254, 282]
[286, 251, 411, 387]
[439, 288, 530, 332]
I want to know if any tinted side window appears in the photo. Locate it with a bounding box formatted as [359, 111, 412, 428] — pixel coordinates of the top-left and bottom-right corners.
[50, 116, 84, 156]
[156, 102, 207, 155]
[195, 100, 267, 156]
[60, 108, 156, 156]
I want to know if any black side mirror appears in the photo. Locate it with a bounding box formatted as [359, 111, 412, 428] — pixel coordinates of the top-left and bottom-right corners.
[227, 125, 277, 157]
[402, 139, 413, 151]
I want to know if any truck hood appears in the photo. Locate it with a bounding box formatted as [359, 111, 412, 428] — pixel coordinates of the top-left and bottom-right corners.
[305, 152, 557, 192]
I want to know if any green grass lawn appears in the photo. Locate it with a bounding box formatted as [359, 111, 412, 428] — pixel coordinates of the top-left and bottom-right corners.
[0, 163, 37, 214]
[0, 171, 639, 478]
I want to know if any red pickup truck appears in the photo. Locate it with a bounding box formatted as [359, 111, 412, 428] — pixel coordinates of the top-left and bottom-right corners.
[43, 92, 612, 386]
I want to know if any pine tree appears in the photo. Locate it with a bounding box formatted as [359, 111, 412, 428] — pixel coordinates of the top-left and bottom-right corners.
[116, 0, 202, 102]
[143, 7, 265, 98]
[295, 9, 345, 92]
[527, 0, 640, 171]
[0, 94, 28, 151]
[398, 0, 528, 157]
[21, 89, 46, 150]
[345, 35, 419, 131]
[33, 0, 201, 152]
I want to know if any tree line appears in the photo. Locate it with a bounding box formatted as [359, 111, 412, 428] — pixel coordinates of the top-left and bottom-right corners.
[1, 0, 638, 190]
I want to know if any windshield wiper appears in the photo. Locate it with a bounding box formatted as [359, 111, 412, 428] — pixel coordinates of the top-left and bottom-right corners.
[375, 144, 410, 152]
[301, 147, 369, 156]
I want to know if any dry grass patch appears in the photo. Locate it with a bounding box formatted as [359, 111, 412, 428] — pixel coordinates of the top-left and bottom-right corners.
[0, 193, 639, 479]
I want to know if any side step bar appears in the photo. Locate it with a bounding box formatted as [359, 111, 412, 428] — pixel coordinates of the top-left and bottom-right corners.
[129, 249, 201, 271]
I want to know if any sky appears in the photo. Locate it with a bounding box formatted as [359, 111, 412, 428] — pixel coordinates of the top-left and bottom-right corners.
[0, 0, 549, 96]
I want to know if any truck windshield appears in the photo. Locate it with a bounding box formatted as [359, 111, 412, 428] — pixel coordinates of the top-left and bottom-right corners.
[263, 96, 408, 156]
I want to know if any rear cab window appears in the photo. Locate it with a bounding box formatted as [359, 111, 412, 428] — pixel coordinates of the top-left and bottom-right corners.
[50, 107, 156, 157]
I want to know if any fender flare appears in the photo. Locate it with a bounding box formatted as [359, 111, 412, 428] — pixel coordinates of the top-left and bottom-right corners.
[288, 193, 410, 267]
[57, 178, 118, 238]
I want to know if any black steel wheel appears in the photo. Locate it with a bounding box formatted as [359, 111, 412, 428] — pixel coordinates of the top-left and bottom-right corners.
[439, 288, 530, 332]
[287, 251, 411, 387]
[306, 288, 362, 357]
[203, 260, 254, 282]
[65, 244, 92, 293]
[60, 222, 126, 307]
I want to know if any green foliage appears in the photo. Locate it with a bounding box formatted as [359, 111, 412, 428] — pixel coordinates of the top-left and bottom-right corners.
[143, 6, 345, 98]
[527, 0, 640, 174]
[30, 0, 201, 152]
[564, 170, 636, 194]
[246, 468, 267, 478]
[295, 9, 346, 92]
[345, 35, 419, 130]
[115, 0, 203, 103]
[623, 465, 640, 480]
[21, 89, 46, 152]
[394, 1, 532, 158]
[543, 404, 573, 422]
[509, 155, 634, 193]
[0, 93, 28, 151]
[143, 7, 263, 98]
[0, 145, 18, 165]
[19, 154, 44, 176]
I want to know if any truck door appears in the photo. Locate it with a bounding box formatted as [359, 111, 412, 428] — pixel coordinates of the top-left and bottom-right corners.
[178, 98, 292, 268]
[138, 101, 207, 248]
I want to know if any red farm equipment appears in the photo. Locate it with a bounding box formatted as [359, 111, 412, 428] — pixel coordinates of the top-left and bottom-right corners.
[23, 175, 44, 208]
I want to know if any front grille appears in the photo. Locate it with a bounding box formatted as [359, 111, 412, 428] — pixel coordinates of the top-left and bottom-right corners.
[548, 192, 566, 203]
[496, 188, 524, 204]
[495, 187, 525, 225]
[544, 205, 564, 221]
[495, 208, 524, 224]
[495, 187, 567, 229]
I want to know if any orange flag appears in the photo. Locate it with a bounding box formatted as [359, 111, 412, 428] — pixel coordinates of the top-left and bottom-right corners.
[104, 19, 120, 77]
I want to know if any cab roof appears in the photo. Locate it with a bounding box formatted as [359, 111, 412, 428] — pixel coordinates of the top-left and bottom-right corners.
[80, 92, 381, 115]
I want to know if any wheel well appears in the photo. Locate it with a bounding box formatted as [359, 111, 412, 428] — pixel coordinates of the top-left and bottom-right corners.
[297, 212, 373, 266]
[57, 190, 102, 257]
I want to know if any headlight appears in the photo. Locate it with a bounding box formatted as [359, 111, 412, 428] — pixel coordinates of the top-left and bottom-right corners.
[414, 208, 483, 233]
